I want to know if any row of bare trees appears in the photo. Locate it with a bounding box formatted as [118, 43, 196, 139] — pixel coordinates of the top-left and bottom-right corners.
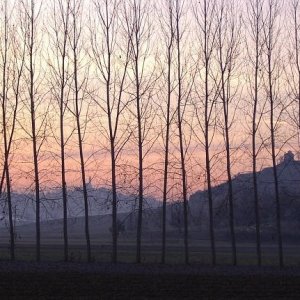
[0, 0, 299, 267]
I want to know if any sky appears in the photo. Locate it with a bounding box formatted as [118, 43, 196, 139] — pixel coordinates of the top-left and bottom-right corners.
[0, 0, 299, 201]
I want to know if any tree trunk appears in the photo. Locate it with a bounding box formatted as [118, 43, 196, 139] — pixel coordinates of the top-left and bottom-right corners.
[1, 5, 15, 259]
[59, 2, 70, 262]
[161, 0, 174, 264]
[266, 0, 283, 268]
[28, 0, 41, 262]
[204, 0, 216, 266]
[175, 0, 189, 265]
[72, 9, 91, 262]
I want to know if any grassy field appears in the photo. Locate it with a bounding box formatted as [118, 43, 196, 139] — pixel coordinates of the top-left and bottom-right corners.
[1, 238, 300, 266]
[1, 228, 300, 299]
[1, 217, 300, 265]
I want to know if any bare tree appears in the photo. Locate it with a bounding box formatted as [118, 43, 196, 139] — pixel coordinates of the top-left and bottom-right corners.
[91, 0, 131, 263]
[123, 0, 158, 263]
[22, 0, 43, 262]
[70, 0, 91, 262]
[264, 0, 284, 268]
[1, 0, 14, 260]
[246, 0, 266, 266]
[215, 0, 241, 266]
[48, 0, 71, 262]
[131, 0, 145, 264]
[174, 0, 190, 265]
[159, 0, 176, 264]
[193, 0, 218, 266]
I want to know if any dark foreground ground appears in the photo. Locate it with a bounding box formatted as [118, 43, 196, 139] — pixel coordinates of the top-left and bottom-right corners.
[1, 262, 300, 299]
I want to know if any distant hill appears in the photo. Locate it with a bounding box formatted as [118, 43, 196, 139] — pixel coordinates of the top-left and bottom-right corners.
[2, 151, 300, 242]
[189, 151, 300, 239]
[0, 183, 161, 228]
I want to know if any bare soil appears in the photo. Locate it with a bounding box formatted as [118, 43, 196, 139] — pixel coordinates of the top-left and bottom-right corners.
[1, 262, 300, 299]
